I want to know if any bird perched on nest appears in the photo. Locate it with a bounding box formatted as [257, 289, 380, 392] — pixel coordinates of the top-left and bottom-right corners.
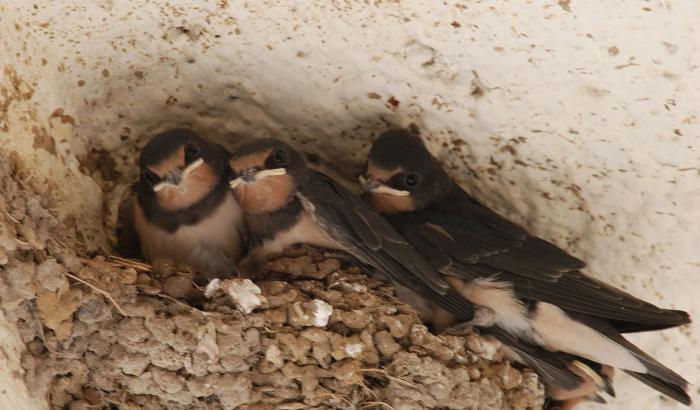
[226, 137, 590, 394]
[117, 128, 246, 281]
[359, 129, 692, 408]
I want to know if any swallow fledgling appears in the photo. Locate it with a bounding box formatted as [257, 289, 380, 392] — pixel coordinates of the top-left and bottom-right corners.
[117, 128, 246, 280]
[226, 137, 591, 393]
[360, 129, 692, 407]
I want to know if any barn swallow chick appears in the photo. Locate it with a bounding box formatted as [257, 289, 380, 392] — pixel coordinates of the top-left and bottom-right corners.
[227, 138, 591, 393]
[117, 129, 246, 280]
[361, 129, 692, 407]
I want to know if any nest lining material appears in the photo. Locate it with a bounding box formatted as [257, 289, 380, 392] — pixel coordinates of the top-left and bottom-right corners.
[0, 152, 545, 409]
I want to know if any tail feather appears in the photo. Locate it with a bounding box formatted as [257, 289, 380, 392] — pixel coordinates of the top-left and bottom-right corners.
[612, 309, 691, 333]
[571, 313, 690, 403]
[602, 326, 688, 388]
[626, 371, 691, 406]
[489, 326, 582, 390]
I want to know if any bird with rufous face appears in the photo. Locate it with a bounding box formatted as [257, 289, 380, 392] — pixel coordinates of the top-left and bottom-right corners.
[360, 129, 691, 408]
[227, 137, 591, 396]
[117, 128, 246, 281]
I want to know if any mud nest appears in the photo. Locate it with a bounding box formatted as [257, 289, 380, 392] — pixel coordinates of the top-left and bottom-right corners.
[0, 153, 545, 409]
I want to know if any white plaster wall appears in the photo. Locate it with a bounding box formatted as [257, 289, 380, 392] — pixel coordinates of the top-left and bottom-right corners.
[1, 1, 698, 409]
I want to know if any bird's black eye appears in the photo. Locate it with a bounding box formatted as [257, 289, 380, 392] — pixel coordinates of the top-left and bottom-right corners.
[142, 168, 160, 186]
[405, 173, 421, 188]
[184, 141, 201, 163]
[272, 149, 287, 165]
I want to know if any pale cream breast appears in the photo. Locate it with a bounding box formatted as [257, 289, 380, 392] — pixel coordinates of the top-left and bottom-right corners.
[446, 276, 534, 337]
[250, 211, 342, 264]
[134, 192, 245, 276]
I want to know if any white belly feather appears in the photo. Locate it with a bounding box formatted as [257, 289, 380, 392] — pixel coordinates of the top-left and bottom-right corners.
[136, 193, 245, 277]
[451, 277, 646, 373]
[250, 211, 342, 264]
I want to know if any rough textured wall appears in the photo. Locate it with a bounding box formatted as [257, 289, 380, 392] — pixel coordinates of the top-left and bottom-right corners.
[1, 1, 698, 409]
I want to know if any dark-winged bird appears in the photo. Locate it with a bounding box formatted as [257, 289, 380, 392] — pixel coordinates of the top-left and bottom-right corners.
[117, 128, 246, 280]
[227, 137, 590, 398]
[360, 129, 691, 408]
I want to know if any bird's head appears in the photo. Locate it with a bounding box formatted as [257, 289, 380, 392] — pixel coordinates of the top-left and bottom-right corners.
[137, 129, 228, 211]
[228, 138, 307, 215]
[360, 129, 452, 213]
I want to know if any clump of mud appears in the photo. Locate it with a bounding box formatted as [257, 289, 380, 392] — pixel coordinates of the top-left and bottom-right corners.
[0, 153, 545, 410]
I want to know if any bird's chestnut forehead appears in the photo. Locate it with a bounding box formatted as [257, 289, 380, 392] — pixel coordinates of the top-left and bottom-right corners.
[366, 162, 404, 182]
[148, 146, 186, 177]
[229, 149, 272, 173]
